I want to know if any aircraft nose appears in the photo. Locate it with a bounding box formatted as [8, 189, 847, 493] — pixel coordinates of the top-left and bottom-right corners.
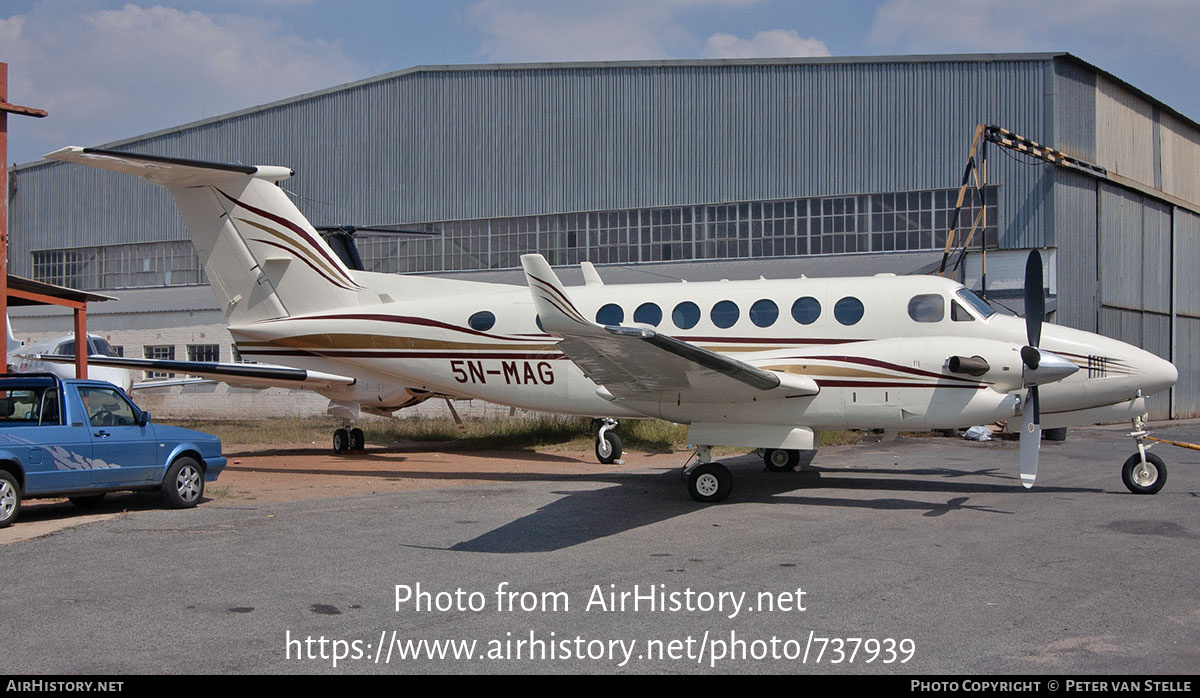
[1142, 353, 1178, 396]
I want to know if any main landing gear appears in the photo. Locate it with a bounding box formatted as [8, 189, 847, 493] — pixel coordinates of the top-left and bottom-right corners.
[1124, 416, 1167, 494]
[333, 425, 365, 454]
[594, 418, 623, 464]
[682, 446, 733, 503]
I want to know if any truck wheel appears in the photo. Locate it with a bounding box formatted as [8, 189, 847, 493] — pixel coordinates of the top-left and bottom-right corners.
[0, 470, 21, 528]
[162, 456, 204, 508]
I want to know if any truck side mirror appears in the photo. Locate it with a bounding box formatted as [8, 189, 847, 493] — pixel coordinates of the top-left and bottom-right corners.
[138, 410, 152, 426]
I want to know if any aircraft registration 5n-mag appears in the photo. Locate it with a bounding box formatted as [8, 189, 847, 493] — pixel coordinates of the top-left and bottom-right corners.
[43, 146, 1178, 502]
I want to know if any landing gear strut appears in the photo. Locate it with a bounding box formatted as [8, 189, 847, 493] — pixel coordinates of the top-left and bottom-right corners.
[594, 417, 623, 464]
[1124, 416, 1167, 494]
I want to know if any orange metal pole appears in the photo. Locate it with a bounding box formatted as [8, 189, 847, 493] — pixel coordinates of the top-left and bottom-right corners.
[0, 62, 48, 376]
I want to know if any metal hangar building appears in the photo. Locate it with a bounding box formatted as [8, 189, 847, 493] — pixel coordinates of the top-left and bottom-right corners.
[8, 52, 1198, 420]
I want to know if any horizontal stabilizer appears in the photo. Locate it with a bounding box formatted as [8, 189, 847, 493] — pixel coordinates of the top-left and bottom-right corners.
[44, 147, 294, 186]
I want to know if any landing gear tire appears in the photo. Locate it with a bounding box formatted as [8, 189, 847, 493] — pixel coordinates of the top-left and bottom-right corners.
[596, 431, 622, 464]
[687, 462, 732, 503]
[333, 428, 349, 454]
[1043, 427, 1068, 442]
[763, 448, 800, 472]
[162, 456, 204, 509]
[1122, 452, 1166, 494]
[349, 428, 365, 451]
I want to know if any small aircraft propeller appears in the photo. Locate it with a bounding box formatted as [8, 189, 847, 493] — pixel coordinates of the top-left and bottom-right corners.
[1019, 250, 1044, 488]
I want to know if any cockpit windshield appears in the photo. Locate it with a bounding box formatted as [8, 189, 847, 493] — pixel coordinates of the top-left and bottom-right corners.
[88, 337, 119, 357]
[955, 288, 997, 319]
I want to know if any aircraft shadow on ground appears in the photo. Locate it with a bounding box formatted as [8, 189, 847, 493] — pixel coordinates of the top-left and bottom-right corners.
[442, 457, 1102, 554]
[225, 445, 584, 464]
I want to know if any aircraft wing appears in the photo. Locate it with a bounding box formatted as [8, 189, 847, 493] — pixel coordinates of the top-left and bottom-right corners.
[520, 254, 818, 404]
[26, 354, 356, 391]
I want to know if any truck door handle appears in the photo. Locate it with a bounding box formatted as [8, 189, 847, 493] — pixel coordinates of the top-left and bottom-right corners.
[94, 430, 111, 438]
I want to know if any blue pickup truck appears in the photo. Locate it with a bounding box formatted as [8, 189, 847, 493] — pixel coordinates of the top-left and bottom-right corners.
[0, 374, 226, 527]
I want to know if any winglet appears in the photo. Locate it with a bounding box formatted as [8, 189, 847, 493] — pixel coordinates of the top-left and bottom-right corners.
[520, 254, 596, 333]
[580, 261, 604, 287]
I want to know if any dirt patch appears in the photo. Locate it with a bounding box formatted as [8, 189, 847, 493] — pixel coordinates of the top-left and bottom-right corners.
[211, 442, 685, 503]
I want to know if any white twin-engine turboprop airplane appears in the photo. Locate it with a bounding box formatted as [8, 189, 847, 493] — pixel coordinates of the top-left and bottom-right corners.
[43, 146, 1178, 502]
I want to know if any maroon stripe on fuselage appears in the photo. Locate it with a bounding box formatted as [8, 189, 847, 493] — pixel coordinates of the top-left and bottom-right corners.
[237, 349, 568, 360]
[217, 188, 360, 289]
[277, 313, 541, 343]
[248, 238, 357, 290]
[790, 355, 981, 383]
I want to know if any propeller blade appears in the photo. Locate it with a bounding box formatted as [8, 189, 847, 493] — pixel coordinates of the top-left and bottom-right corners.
[1019, 386, 1040, 488]
[1024, 250, 1044, 348]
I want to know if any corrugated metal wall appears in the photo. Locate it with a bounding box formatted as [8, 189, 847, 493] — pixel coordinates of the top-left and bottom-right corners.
[1174, 209, 1200, 418]
[9, 56, 1058, 274]
[1096, 183, 1174, 419]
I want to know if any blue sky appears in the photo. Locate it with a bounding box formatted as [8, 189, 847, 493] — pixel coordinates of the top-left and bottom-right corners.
[4, 0, 1200, 165]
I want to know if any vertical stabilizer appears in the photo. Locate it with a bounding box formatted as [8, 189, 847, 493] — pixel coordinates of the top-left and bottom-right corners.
[44, 147, 364, 325]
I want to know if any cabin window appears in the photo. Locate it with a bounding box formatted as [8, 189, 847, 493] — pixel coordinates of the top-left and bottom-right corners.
[907, 294, 944, 322]
[791, 297, 821, 325]
[951, 300, 974, 322]
[535, 315, 544, 332]
[834, 297, 865, 325]
[711, 300, 740, 329]
[750, 299, 779, 327]
[468, 311, 496, 331]
[634, 302, 662, 326]
[595, 303, 624, 325]
[672, 301, 701, 330]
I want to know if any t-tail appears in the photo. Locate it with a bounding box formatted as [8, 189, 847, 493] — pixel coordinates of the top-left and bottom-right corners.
[45, 147, 364, 325]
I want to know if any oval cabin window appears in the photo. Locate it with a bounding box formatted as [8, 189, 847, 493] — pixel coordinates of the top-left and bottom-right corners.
[595, 303, 624, 325]
[834, 297, 865, 325]
[750, 299, 779, 328]
[468, 311, 496, 331]
[634, 302, 662, 326]
[673, 301, 701, 330]
[791, 297, 821, 325]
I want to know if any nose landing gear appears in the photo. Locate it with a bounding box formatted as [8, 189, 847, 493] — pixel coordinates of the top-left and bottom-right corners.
[1124, 416, 1167, 494]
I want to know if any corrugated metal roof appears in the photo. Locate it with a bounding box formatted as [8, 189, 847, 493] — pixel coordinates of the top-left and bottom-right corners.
[7, 284, 219, 318]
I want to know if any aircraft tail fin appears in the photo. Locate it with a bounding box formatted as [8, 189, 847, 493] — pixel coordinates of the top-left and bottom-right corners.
[44, 147, 364, 325]
[6, 314, 22, 363]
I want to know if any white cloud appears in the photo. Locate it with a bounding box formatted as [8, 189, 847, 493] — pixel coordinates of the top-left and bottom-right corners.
[703, 29, 830, 59]
[3, 2, 364, 163]
[466, 0, 768, 62]
[867, 0, 1200, 67]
